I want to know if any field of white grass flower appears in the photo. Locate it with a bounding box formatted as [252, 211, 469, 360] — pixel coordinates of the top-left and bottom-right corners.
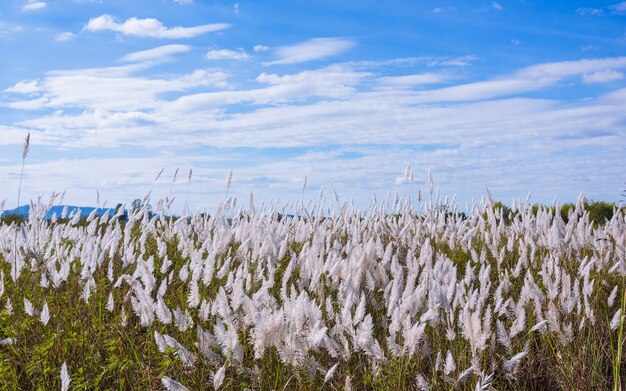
[0, 188, 625, 390]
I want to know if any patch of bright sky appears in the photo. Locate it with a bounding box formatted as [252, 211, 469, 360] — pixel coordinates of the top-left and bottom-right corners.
[0, 0, 625, 212]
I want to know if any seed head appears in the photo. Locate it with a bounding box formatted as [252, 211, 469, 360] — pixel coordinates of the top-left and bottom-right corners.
[22, 132, 30, 159]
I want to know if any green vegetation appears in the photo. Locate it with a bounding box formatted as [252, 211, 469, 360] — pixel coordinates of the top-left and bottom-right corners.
[0, 213, 27, 226]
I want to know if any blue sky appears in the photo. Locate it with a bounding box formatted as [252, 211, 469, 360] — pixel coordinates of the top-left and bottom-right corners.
[0, 0, 625, 212]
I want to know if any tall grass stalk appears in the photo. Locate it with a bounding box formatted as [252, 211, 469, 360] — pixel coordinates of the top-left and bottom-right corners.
[301, 176, 307, 214]
[184, 168, 192, 215]
[404, 163, 414, 208]
[612, 281, 626, 391]
[167, 167, 179, 216]
[226, 170, 233, 199]
[147, 168, 164, 200]
[16, 132, 30, 213]
[12, 132, 30, 283]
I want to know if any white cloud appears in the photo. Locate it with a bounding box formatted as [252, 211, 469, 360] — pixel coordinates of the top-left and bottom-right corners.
[412, 78, 537, 102]
[432, 7, 442, 13]
[404, 58, 626, 103]
[173, 0, 192, 4]
[206, 49, 249, 61]
[4, 65, 229, 111]
[3, 80, 41, 94]
[22, 1, 46, 12]
[582, 70, 625, 84]
[55, 32, 76, 42]
[42, 63, 154, 80]
[121, 44, 191, 62]
[253, 45, 269, 52]
[2, 56, 626, 208]
[84, 15, 230, 39]
[7, 56, 626, 136]
[163, 66, 367, 111]
[518, 57, 626, 79]
[438, 56, 474, 66]
[265, 38, 354, 65]
[377, 73, 447, 89]
[0, 21, 24, 35]
[492, 1, 503, 10]
[0, 126, 30, 146]
[342, 55, 474, 69]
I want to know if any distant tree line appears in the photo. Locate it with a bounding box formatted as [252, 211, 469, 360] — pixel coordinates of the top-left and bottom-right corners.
[489, 199, 620, 226]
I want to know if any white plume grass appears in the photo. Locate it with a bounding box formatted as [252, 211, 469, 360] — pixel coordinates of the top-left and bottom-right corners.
[213, 365, 226, 389]
[324, 363, 339, 383]
[60, 362, 70, 391]
[40, 302, 50, 326]
[161, 376, 190, 391]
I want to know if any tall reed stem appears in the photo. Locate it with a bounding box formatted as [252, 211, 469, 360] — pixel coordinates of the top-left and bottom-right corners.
[16, 132, 30, 212]
[12, 132, 30, 283]
[185, 169, 192, 215]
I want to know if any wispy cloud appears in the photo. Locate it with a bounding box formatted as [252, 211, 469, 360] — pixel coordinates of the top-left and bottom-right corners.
[253, 45, 269, 52]
[22, 1, 46, 12]
[84, 15, 230, 39]
[492, 1, 503, 11]
[343, 55, 475, 70]
[3, 80, 41, 94]
[3, 61, 229, 111]
[581, 45, 598, 52]
[582, 69, 624, 83]
[265, 38, 354, 65]
[578, 2, 626, 16]
[173, 0, 192, 4]
[121, 44, 190, 62]
[610, 1, 626, 13]
[206, 49, 249, 61]
[54, 32, 76, 42]
[577, 7, 603, 16]
[406, 57, 626, 103]
[377, 73, 448, 89]
[518, 57, 626, 79]
[432, 6, 455, 14]
[0, 21, 24, 35]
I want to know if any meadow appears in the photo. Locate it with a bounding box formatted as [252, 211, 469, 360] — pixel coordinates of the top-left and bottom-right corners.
[0, 189, 625, 390]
